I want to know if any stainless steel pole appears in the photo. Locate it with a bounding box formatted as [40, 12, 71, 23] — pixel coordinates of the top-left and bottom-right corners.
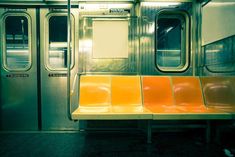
[67, 0, 72, 120]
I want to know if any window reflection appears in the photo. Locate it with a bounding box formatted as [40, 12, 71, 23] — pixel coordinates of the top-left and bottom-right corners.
[48, 16, 68, 69]
[205, 36, 235, 72]
[5, 16, 30, 69]
[156, 13, 187, 71]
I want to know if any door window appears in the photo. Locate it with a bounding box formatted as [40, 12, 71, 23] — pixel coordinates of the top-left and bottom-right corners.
[3, 15, 31, 70]
[47, 15, 74, 70]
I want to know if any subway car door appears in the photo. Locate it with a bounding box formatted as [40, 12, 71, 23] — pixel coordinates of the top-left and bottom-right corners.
[40, 8, 79, 130]
[0, 8, 38, 130]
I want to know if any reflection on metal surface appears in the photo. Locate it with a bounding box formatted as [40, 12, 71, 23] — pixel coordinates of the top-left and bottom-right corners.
[79, 39, 92, 53]
[147, 23, 155, 34]
[205, 49, 221, 53]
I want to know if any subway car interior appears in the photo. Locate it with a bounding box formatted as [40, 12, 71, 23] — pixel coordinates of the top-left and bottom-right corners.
[0, 0, 235, 156]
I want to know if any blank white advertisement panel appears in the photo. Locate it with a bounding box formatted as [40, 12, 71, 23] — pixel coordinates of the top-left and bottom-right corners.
[202, 2, 235, 45]
[92, 20, 129, 59]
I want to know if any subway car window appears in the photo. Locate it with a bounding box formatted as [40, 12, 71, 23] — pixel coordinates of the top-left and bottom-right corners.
[48, 16, 68, 69]
[156, 12, 189, 72]
[204, 36, 235, 72]
[4, 15, 30, 70]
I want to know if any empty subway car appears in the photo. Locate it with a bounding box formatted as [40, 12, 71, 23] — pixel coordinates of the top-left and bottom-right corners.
[0, 0, 235, 136]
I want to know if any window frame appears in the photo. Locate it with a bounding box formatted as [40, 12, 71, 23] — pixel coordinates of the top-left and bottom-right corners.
[2, 12, 32, 72]
[45, 12, 75, 71]
[155, 9, 190, 72]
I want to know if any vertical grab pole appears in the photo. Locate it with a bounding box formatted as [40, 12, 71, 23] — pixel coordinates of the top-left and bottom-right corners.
[67, 0, 72, 120]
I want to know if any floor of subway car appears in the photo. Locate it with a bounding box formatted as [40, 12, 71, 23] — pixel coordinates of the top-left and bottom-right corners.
[0, 131, 235, 157]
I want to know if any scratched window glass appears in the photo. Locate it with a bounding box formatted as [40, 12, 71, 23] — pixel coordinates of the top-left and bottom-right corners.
[5, 16, 30, 70]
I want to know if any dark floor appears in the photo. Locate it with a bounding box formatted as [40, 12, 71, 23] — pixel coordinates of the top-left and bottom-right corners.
[0, 131, 235, 157]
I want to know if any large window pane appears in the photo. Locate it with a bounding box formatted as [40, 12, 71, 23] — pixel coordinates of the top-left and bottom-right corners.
[48, 16, 68, 69]
[156, 12, 188, 72]
[5, 16, 30, 70]
[205, 36, 235, 72]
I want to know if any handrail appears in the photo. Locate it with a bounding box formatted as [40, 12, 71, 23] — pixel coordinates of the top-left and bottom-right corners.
[67, 0, 72, 120]
[71, 73, 78, 96]
[69, 72, 84, 120]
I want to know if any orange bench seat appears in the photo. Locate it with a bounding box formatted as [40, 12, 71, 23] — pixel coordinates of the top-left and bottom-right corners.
[201, 77, 235, 118]
[72, 75, 152, 120]
[143, 76, 231, 120]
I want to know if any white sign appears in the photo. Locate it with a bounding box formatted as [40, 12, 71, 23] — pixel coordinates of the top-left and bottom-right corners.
[92, 20, 129, 59]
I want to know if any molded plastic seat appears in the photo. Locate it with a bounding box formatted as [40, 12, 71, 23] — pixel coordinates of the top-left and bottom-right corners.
[143, 76, 178, 113]
[200, 77, 235, 117]
[112, 76, 142, 106]
[173, 77, 204, 107]
[171, 77, 230, 119]
[79, 75, 111, 107]
[110, 76, 151, 118]
[143, 76, 199, 119]
[72, 75, 111, 119]
[142, 76, 230, 120]
[72, 75, 151, 120]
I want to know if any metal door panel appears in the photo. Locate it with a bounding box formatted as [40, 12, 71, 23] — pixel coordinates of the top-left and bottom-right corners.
[40, 8, 79, 130]
[0, 8, 38, 130]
